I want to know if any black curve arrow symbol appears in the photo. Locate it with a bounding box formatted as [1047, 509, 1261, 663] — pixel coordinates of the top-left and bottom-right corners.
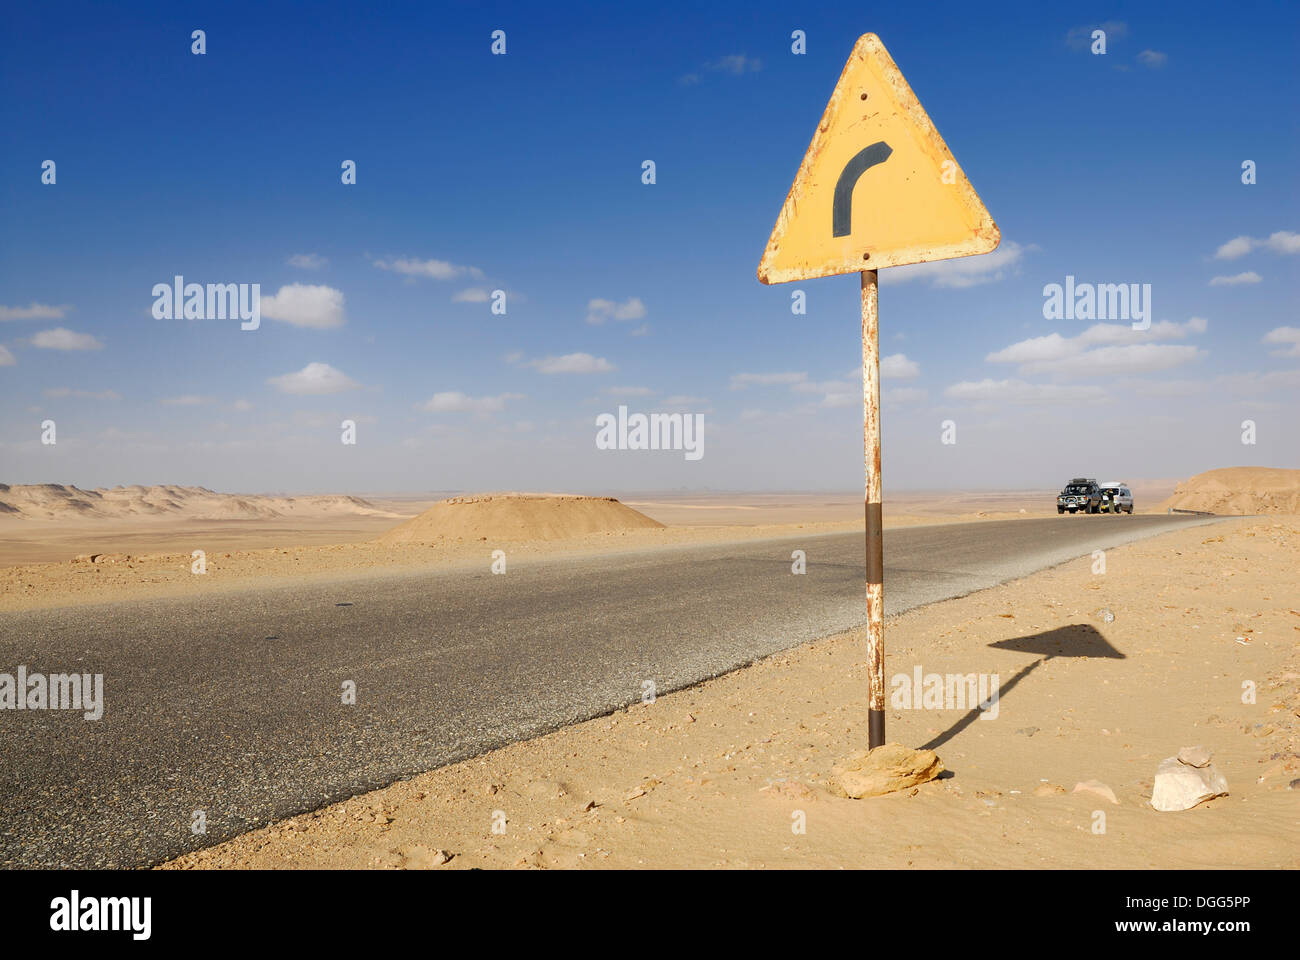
[832, 141, 893, 237]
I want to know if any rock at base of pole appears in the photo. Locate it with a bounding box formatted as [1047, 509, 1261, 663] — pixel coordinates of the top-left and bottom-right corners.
[831, 742, 944, 799]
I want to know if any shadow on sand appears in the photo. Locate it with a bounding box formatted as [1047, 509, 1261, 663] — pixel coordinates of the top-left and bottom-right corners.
[919, 623, 1124, 752]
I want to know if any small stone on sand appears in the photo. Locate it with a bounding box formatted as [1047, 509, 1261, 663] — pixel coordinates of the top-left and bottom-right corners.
[1072, 780, 1119, 804]
[1176, 745, 1212, 768]
[1151, 756, 1228, 811]
[831, 743, 943, 799]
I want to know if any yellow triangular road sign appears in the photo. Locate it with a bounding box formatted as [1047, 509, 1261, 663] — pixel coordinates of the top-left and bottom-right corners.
[758, 34, 999, 284]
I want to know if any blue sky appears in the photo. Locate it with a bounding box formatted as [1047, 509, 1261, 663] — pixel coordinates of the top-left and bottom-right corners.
[2, 0, 1297, 493]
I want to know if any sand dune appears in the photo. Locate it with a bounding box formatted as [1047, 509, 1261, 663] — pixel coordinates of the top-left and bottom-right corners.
[0, 483, 404, 521]
[1157, 467, 1300, 515]
[376, 493, 664, 544]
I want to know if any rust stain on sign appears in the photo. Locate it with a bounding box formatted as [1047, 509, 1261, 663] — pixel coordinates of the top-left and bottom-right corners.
[757, 33, 999, 283]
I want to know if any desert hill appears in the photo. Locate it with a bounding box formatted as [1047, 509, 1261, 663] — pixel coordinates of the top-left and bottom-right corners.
[0, 483, 404, 521]
[1156, 467, 1300, 515]
[375, 493, 664, 544]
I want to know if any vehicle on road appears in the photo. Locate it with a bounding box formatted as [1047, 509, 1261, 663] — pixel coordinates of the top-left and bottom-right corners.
[1057, 478, 1102, 514]
[1098, 482, 1134, 514]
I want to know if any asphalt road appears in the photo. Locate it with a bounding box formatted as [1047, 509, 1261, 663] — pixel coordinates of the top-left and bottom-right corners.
[0, 513, 1219, 868]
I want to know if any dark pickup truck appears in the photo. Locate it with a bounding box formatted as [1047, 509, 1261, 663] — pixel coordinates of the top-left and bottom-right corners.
[1057, 478, 1102, 514]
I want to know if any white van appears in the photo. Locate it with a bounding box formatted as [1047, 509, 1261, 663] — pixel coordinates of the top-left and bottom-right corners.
[1098, 482, 1134, 514]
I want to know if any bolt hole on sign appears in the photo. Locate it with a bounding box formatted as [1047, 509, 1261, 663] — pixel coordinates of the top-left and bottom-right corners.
[757, 33, 998, 282]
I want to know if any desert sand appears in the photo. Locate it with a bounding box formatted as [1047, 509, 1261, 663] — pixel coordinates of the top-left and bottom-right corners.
[377, 493, 663, 543]
[162, 516, 1300, 870]
[1158, 467, 1300, 515]
[0, 482, 1188, 610]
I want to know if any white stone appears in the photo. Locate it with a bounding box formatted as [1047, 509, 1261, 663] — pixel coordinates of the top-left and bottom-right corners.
[1151, 757, 1228, 811]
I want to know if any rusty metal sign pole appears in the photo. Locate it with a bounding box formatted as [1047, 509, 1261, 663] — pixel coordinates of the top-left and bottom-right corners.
[861, 268, 886, 749]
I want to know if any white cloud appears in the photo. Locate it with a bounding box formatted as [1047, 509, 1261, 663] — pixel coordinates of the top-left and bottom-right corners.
[0, 345, 13, 366]
[1137, 49, 1168, 68]
[1022, 343, 1203, 378]
[708, 54, 762, 74]
[586, 297, 647, 325]
[452, 288, 489, 303]
[881, 241, 1029, 288]
[421, 391, 523, 414]
[792, 378, 857, 407]
[663, 394, 706, 406]
[604, 386, 655, 397]
[372, 256, 483, 281]
[880, 353, 920, 379]
[0, 303, 69, 321]
[1214, 235, 1254, 260]
[883, 387, 927, 407]
[287, 253, 327, 270]
[1209, 271, 1262, 286]
[730, 371, 807, 389]
[527, 352, 615, 374]
[1263, 326, 1300, 358]
[260, 284, 346, 329]
[628, 323, 650, 337]
[1212, 368, 1300, 395]
[266, 362, 360, 395]
[43, 387, 120, 400]
[160, 394, 214, 406]
[1265, 230, 1300, 254]
[1213, 230, 1300, 259]
[945, 379, 1109, 406]
[987, 318, 1207, 377]
[31, 327, 103, 350]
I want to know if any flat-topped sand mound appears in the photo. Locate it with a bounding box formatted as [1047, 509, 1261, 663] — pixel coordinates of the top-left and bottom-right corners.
[1157, 466, 1300, 515]
[375, 493, 665, 544]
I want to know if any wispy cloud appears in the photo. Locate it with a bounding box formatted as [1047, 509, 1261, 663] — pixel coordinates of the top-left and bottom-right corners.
[1213, 230, 1300, 259]
[31, 327, 103, 350]
[881, 241, 1030, 288]
[680, 53, 762, 85]
[287, 253, 327, 270]
[1263, 326, 1300, 358]
[1136, 49, 1168, 68]
[43, 387, 120, 400]
[420, 391, 523, 414]
[524, 352, 615, 374]
[586, 297, 647, 325]
[880, 354, 920, 380]
[986, 318, 1207, 378]
[945, 379, 1109, 406]
[266, 362, 361, 395]
[730, 371, 806, 389]
[0, 302, 69, 321]
[1209, 271, 1262, 286]
[604, 386, 655, 397]
[708, 54, 762, 75]
[372, 256, 483, 280]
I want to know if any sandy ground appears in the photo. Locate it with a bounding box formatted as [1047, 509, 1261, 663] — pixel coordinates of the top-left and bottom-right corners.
[0, 490, 1129, 613]
[163, 516, 1299, 870]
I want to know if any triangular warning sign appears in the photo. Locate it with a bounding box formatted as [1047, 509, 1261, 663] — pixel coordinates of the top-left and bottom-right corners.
[758, 34, 999, 284]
